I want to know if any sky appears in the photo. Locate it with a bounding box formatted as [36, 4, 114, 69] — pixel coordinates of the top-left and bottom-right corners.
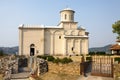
[0, 0, 120, 48]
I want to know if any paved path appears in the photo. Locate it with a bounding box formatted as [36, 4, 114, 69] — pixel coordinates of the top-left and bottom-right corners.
[11, 72, 30, 80]
[78, 75, 113, 80]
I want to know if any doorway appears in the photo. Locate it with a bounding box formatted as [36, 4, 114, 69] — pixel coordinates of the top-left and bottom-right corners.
[30, 44, 35, 56]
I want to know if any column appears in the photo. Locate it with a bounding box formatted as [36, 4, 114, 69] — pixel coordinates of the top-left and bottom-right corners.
[64, 39, 67, 56]
[50, 33, 54, 55]
[80, 39, 82, 55]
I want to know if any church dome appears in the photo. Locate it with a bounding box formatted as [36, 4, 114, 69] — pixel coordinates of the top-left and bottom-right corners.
[63, 8, 73, 11]
[61, 7, 75, 12]
[60, 7, 75, 22]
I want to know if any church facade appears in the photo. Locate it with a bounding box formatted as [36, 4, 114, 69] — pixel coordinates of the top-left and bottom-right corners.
[19, 8, 89, 56]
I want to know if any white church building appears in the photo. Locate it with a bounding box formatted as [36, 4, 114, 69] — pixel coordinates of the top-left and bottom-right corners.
[19, 8, 89, 56]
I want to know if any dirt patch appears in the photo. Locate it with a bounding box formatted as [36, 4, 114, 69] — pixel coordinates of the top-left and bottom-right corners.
[38, 72, 80, 80]
[0, 74, 3, 80]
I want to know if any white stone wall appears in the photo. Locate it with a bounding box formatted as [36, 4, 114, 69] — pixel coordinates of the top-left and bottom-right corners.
[60, 10, 74, 22]
[19, 8, 89, 56]
[19, 28, 44, 56]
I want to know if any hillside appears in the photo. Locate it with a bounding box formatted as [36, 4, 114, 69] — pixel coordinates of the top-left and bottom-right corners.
[0, 44, 112, 54]
[0, 46, 18, 54]
[89, 44, 112, 53]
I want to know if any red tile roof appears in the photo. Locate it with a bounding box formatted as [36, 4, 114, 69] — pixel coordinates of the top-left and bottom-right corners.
[110, 44, 120, 50]
[116, 40, 120, 42]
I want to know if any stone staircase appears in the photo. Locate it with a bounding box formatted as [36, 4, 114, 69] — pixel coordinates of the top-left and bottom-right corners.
[11, 67, 31, 80]
[11, 72, 30, 80]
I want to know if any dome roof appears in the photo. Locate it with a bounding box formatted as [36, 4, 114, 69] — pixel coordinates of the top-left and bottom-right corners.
[60, 7, 74, 12]
[63, 8, 73, 10]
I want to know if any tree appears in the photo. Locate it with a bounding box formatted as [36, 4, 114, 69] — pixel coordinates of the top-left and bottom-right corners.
[112, 20, 120, 40]
[0, 50, 4, 56]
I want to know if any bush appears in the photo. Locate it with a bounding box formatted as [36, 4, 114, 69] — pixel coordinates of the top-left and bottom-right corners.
[97, 52, 106, 55]
[47, 56, 55, 61]
[37, 55, 73, 64]
[89, 52, 95, 55]
[86, 57, 92, 61]
[53, 57, 61, 64]
[37, 55, 47, 60]
[60, 57, 73, 64]
[115, 57, 120, 62]
[0, 50, 8, 56]
[0, 50, 4, 56]
[89, 51, 106, 55]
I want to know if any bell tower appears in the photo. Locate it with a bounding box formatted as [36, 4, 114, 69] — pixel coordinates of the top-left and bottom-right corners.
[59, 8, 78, 30]
[60, 8, 75, 22]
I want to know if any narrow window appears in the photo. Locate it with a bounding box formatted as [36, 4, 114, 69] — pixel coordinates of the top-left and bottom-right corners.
[71, 15, 73, 20]
[71, 47, 74, 51]
[65, 14, 67, 20]
[59, 36, 61, 39]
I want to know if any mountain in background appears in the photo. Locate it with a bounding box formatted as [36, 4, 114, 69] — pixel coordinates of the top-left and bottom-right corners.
[0, 44, 112, 54]
[0, 46, 18, 54]
[89, 44, 112, 53]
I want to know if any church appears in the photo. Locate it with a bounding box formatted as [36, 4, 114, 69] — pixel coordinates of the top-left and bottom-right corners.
[19, 8, 89, 56]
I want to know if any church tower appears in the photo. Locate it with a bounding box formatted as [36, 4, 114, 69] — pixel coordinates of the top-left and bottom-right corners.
[59, 8, 78, 30]
[60, 8, 75, 22]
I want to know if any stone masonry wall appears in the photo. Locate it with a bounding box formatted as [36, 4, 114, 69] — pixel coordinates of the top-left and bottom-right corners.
[0, 55, 18, 80]
[114, 64, 120, 80]
[48, 62, 80, 75]
[37, 58, 48, 74]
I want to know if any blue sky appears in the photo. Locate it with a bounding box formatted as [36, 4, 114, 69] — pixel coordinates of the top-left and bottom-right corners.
[0, 0, 120, 48]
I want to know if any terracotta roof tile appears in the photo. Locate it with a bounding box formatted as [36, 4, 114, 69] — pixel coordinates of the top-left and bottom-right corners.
[110, 44, 120, 50]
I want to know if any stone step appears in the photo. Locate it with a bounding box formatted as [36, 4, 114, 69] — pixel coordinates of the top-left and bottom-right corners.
[11, 78, 30, 80]
[18, 67, 31, 72]
[11, 72, 30, 80]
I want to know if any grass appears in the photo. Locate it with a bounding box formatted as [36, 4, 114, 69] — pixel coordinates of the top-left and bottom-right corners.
[38, 72, 80, 80]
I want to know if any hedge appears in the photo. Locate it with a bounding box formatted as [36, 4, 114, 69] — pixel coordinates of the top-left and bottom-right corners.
[37, 55, 73, 64]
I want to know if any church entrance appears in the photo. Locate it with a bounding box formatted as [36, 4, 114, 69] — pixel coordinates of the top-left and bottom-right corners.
[30, 44, 35, 56]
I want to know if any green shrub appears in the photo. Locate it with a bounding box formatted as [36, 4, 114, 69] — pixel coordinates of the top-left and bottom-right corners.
[53, 57, 61, 64]
[115, 57, 120, 62]
[47, 56, 55, 61]
[96, 52, 106, 55]
[89, 51, 106, 55]
[37, 55, 73, 64]
[86, 57, 92, 61]
[60, 57, 73, 64]
[89, 52, 95, 55]
[37, 55, 47, 60]
[0, 50, 6, 56]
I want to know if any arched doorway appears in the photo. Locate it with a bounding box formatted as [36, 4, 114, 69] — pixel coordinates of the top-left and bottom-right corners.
[30, 44, 35, 56]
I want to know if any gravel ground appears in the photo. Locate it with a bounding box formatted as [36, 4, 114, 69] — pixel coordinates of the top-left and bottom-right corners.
[77, 75, 113, 80]
[39, 72, 80, 80]
[38, 72, 113, 80]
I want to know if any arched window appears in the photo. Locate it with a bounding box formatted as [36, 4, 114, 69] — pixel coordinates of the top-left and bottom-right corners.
[65, 14, 67, 20]
[71, 47, 74, 51]
[30, 44, 35, 56]
[30, 44, 35, 47]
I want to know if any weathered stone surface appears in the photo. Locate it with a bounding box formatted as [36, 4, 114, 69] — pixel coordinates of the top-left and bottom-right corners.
[37, 58, 48, 74]
[0, 55, 18, 80]
[114, 64, 120, 80]
[48, 62, 80, 75]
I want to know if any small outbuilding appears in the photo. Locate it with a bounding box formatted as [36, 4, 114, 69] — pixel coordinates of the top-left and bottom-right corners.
[110, 40, 120, 55]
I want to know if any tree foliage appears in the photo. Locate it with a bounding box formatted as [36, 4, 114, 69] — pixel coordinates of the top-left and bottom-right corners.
[0, 50, 4, 56]
[112, 20, 120, 39]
